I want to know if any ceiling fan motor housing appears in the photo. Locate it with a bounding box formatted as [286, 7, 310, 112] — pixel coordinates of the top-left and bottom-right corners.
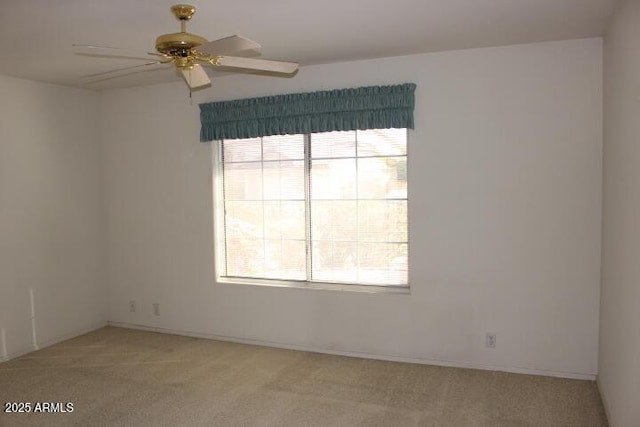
[155, 33, 207, 55]
[155, 4, 207, 68]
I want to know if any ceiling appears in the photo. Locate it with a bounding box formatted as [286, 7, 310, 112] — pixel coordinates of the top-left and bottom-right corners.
[0, 0, 616, 90]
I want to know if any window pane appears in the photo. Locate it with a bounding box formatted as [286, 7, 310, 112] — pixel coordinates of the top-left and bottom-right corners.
[223, 138, 262, 162]
[357, 129, 407, 157]
[265, 201, 305, 240]
[263, 160, 304, 200]
[222, 135, 307, 282]
[311, 159, 357, 199]
[358, 242, 408, 286]
[224, 202, 264, 239]
[358, 200, 408, 243]
[226, 238, 265, 278]
[264, 239, 306, 280]
[311, 200, 357, 242]
[311, 131, 356, 158]
[263, 134, 304, 161]
[311, 241, 358, 283]
[224, 163, 263, 201]
[357, 157, 407, 199]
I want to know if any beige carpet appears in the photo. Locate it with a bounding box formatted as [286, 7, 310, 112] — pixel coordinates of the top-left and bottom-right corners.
[0, 326, 607, 427]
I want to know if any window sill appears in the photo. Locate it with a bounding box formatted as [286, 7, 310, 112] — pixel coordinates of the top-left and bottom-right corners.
[216, 277, 411, 295]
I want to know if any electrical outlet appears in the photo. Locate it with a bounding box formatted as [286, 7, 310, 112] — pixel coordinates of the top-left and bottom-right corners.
[486, 333, 496, 348]
[129, 300, 136, 313]
[153, 303, 160, 316]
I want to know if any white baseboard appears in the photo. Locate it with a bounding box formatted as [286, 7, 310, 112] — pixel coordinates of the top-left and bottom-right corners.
[107, 321, 596, 381]
[0, 321, 108, 362]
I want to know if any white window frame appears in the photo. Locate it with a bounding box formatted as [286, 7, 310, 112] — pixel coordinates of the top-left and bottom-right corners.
[211, 130, 410, 294]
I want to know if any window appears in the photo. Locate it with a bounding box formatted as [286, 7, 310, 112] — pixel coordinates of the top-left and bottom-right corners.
[214, 128, 408, 288]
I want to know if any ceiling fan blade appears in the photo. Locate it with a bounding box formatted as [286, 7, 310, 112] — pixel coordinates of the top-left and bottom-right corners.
[82, 63, 175, 86]
[181, 64, 211, 89]
[215, 56, 298, 74]
[81, 60, 173, 79]
[73, 44, 165, 61]
[197, 35, 261, 56]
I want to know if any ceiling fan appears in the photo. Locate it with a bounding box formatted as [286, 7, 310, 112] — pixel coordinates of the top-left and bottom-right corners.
[74, 4, 299, 89]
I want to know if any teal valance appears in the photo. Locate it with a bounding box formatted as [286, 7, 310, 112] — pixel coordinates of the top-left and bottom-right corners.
[199, 83, 416, 141]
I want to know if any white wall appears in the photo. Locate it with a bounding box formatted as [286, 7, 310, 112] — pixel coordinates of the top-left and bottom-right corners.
[102, 38, 603, 378]
[599, 1, 640, 425]
[0, 76, 106, 360]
